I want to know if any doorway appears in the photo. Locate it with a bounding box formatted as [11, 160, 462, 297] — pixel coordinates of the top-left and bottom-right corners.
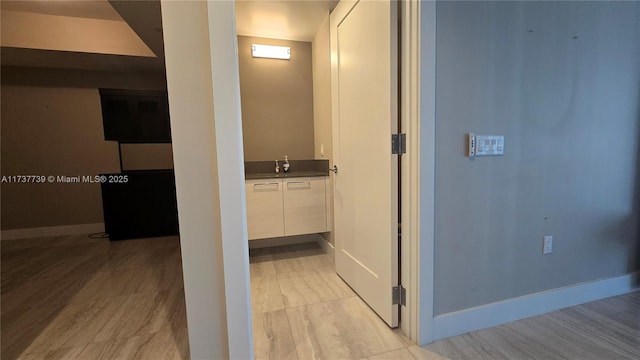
[239, 0, 424, 357]
[161, 0, 426, 357]
[238, 5, 411, 358]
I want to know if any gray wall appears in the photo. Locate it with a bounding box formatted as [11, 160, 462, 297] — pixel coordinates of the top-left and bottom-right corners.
[433, 1, 640, 315]
[238, 36, 315, 161]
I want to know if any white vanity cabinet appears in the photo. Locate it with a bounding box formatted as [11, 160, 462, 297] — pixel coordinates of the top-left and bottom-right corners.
[245, 179, 285, 240]
[283, 177, 327, 236]
[245, 176, 328, 240]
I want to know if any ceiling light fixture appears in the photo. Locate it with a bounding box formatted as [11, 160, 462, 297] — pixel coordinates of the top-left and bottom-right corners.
[251, 44, 290, 60]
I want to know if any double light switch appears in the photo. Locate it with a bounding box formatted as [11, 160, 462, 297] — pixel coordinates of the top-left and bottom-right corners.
[468, 133, 504, 157]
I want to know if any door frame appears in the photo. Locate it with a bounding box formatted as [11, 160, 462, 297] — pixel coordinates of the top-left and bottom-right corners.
[400, 0, 419, 341]
[400, 0, 435, 344]
[328, 0, 434, 343]
[164, 0, 437, 357]
[408, 0, 436, 345]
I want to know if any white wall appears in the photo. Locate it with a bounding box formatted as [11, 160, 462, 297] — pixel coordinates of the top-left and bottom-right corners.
[312, 11, 334, 244]
[161, 1, 252, 358]
[313, 12, 332, 162]
[430, 1, 640, 316]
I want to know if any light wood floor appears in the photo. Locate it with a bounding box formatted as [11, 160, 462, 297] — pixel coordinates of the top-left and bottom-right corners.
[423, 290, 640, 360]
[1, 234, 189, 360]
[3, 235, 638, 360]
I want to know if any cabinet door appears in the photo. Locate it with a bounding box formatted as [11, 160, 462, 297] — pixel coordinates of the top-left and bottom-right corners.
[283, 177, 327, 236]
[245, 179, 284, 240]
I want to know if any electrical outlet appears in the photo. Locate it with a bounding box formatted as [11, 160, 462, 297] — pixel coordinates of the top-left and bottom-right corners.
[543, 235, 553, 255]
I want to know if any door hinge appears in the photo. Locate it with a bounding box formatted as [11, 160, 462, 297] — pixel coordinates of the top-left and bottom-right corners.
[391, 133, 406, 155]
[392, 285, 406, 306]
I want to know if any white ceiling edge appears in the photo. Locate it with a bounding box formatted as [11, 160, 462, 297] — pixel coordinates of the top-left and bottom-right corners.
[235, 0, 337, 42]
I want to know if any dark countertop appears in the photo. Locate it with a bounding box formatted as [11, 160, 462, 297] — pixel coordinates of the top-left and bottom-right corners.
[245, 171, 328, 180]
[244, 159, 330, 180]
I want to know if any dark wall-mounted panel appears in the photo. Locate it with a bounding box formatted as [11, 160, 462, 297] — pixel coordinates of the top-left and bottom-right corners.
[100, 89, 171, 143]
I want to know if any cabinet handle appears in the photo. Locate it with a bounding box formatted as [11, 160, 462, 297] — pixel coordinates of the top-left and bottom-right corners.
[287, 180, 310, 188]
[253, 182, 279, 190]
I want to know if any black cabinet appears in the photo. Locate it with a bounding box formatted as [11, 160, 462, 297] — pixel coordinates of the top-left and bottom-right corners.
[101, 170, 179, 240]
[100, 90, 171, 143]
[100, 90, 176, 240]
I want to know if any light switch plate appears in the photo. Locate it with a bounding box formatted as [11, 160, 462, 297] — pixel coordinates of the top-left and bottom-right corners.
[475, 135, 504, 156]
[543, 235, 553, 255]
[467, 133, 475, 157]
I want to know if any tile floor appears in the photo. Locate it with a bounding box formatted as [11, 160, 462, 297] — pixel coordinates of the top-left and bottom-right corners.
[248, 241, 444, 360]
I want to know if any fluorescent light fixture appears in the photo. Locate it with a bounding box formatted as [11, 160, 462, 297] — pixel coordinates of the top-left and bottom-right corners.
[252, 44, 290, 60]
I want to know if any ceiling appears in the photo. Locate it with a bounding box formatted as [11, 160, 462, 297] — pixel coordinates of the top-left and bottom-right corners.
[1, 0, 164, 72]
[235, 0, 338, 41]
[1, 0, 123, 20]
[1, 0, 337, 73]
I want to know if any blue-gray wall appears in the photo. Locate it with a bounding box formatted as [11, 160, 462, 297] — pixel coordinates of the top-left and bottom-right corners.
[433, 1, 640, 315]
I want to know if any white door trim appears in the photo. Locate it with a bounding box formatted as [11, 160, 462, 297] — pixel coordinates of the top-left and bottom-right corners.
[400, 0, 422, 342]
[400, 0, 436, 345]
[328, 0, 430, 342]
[417, 0, 437, 345]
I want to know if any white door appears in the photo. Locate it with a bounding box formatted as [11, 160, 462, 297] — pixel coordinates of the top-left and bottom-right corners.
[331, 0, 399, 327]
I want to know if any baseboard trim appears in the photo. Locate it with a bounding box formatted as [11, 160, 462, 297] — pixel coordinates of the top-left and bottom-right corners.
[1, 223, 105, 240]
[432, 272, 639, 341]
[317, 233, 335, 257]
